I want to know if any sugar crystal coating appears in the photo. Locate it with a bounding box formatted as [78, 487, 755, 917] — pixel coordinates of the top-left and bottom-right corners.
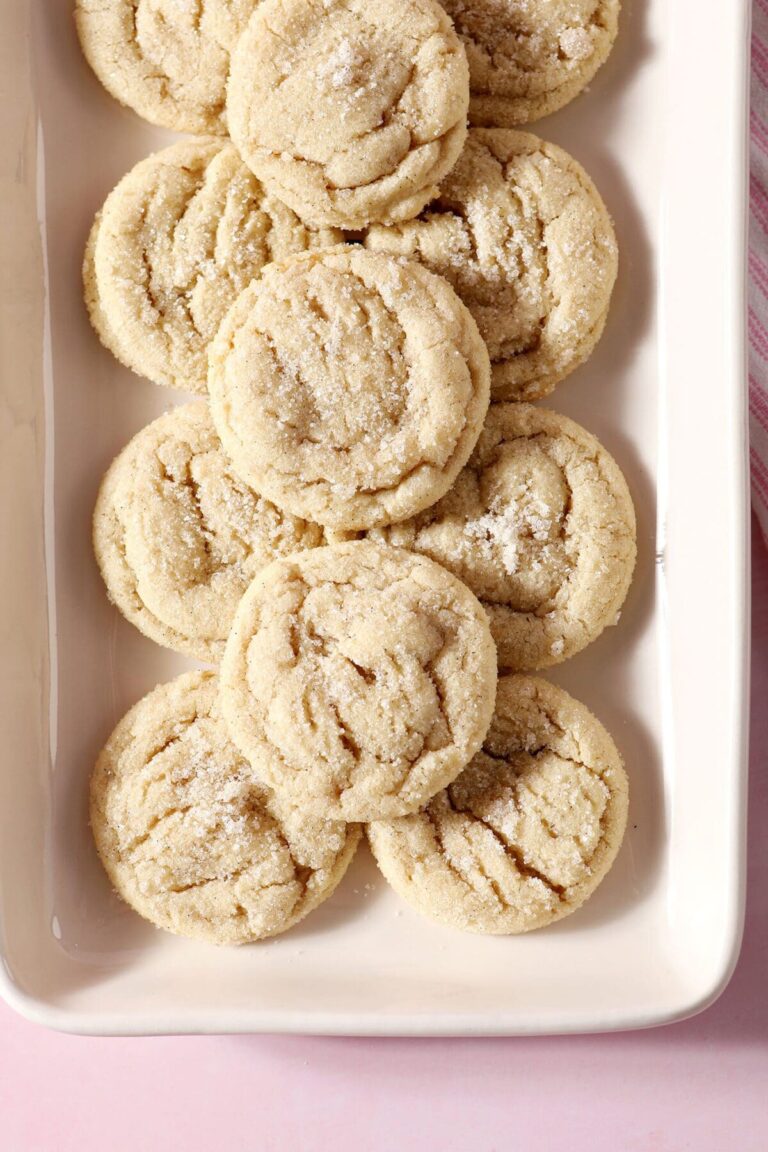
[439, 0, 620, 126]
[93, 401, 325, 661]
[90, 671, 361, 945]
[85, 138, 339, 392]
[365, 129, 618, 401]
[226, 0, 470, 228]
[219, 542, 498, 821]
[208, 247, 491, 530]
[364, 404, 636, 670]
[75, 0, 261, 133]
[368, 674, 629, 933]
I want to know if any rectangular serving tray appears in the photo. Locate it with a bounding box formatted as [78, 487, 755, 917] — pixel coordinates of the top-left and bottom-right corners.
[0, 0, 751, 1035]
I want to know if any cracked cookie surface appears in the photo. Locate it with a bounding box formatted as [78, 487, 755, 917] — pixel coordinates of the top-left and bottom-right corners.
[226, 0, 469, 228]
[219, 542, 498, 822]
[75, 0, 260, 133]
[90, 671, 361, 944]
[363, 404, 636, 670]
[208, 247, 491, 530]
[93, 401, 325, 661]
[365, 130, 617, 401]
[84, 138, 339, 392]
[367, 674, 628, 933]
[438, 0, 620, 126]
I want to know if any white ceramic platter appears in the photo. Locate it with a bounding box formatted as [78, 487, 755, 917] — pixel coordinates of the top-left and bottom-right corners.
[0, 0, 751, 1035]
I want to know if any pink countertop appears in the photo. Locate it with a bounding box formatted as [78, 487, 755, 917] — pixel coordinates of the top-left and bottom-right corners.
[1, 520, 766, 1152]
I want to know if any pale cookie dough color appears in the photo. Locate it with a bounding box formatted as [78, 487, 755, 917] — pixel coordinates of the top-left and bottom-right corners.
[368, 674, 628, 933]
[85, 138, 339, 392]
[226, 0, 470, 228]
[439, 0, 620, 126]
[365, 130, 618, 401]
[91, 671, 360, 945]
[219, 542, 498, 822]
[93, 401, 324, 661]
[75, 0, 260, 133]
[208, 248, 491, 530]
[368, 404, 636, 670]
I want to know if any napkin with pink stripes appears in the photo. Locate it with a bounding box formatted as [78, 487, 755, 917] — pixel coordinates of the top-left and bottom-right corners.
[750, 1, 768, 536]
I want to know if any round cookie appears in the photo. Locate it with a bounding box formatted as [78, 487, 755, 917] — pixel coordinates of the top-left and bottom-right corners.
[219, 542, 498, 822]
[439, 0, 620, 127]
[208, 247, 491, 530]
[365, 130, 618, 401]
[75, 0, 260, 134]
[368, 674, 628, 934]
[365, 404, 636, 671]
[91, 671, 361, 945]
[93, 401, 325, 662]
[84, 138, 340, 392]
[226, 0, 469, 228]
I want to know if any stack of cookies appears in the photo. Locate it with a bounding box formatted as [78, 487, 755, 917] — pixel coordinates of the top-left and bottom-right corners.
[79, 0, 634, 946]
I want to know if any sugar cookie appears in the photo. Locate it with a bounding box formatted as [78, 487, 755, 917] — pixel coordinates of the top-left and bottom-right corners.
[91, 671, 360, 945]
[75, 0, 259, 134]
[219, 542, 498, 822]
[208, 247, 491, 529]
[439, 0, 620, 127]
[93, 401, 325, 661]
[365, 404, 636, 670]
[365, 130, 617, 401]
[226, 0, 469, 228]
[84, 138, 339, 392]
[368, 674, 628, 933]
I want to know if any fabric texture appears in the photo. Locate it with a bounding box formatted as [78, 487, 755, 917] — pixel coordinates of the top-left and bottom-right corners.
[750, 1, 768, 536]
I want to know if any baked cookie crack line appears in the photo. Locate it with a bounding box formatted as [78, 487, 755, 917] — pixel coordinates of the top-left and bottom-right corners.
[142, 721, 197, 773]
[128, 0, 138, 44]
[167, 871, 282, 897]
[327, 695, 364, 762]
[422, 807, 484, 895]
[516, 185, 553, 335]
[189, 0, 203, 37]
[465, 834, 515, 910]
[167, 465, 218, 575]
[422, 658, 454, 743]
[139, 241, 162, 330]
[444, 783, 566, 896]
[123, 802, 194, 858]
[478, 746, 548, 764]
[461, 804, 566, 899]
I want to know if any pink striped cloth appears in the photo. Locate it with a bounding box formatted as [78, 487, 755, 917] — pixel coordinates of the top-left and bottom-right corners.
[750, 1, 768, 535]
